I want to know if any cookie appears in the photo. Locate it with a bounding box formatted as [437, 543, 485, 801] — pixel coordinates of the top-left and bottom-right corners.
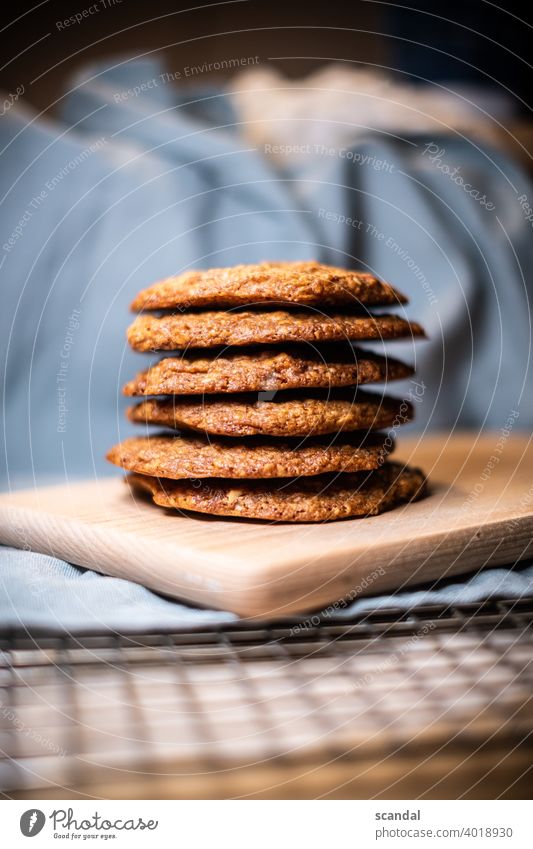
[127, 390, 412, 437]
[126, 462, 426, 522]
[130, 261, 407, 311]
[106, 432, 392, 479]
[123, 346, 413, 396]
[127, 310, 425, 351]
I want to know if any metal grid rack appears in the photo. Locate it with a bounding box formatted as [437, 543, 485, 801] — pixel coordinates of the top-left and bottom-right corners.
[1, 598, 532, 800]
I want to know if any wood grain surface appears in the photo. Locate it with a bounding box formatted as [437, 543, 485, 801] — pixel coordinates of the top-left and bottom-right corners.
[0, 434, 532, 618]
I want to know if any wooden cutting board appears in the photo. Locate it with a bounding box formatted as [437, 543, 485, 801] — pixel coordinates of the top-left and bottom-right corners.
[0, 434, 532, 618]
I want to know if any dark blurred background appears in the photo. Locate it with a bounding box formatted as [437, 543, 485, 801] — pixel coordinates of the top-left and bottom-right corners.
[1, 0, 531, 137]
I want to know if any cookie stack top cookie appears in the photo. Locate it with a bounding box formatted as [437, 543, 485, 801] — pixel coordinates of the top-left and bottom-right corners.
[130, 261, 408, 310]
[107, 261, 427, 522]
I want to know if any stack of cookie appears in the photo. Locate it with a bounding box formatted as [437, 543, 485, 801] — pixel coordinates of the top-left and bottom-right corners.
[107, 261, 427, 522]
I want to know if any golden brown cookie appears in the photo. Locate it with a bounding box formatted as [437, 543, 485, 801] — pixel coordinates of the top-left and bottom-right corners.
[127, 390, 412, 437]
[130, 261, 407, 311]
[127, 310, 425, 351]
[107, 432, 392, 479]
[122, 346, 413, 396]
[126, 462, 426, 522]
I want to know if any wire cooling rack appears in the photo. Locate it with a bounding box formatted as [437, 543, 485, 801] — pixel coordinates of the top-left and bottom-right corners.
[1, 597, 532, 799]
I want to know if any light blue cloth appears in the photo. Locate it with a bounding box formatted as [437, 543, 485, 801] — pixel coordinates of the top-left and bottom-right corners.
[1, 546, 532, 632]
[1, 59, 532, 627]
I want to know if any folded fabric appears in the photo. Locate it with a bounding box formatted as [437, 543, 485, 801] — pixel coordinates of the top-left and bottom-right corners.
[1, 546, 531, 633]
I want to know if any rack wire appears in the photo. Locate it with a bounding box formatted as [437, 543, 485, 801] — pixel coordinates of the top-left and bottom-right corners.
[1, 597, 532, 799]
